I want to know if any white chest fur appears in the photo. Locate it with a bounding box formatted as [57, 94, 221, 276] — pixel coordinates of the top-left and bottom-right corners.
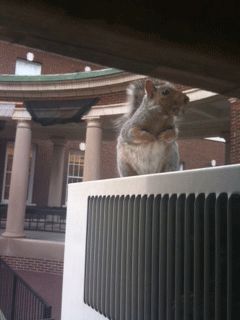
[118, 139, 179, 175]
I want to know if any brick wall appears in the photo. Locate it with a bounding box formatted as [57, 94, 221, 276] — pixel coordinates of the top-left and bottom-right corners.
[1, 255, 63, 275]
[1, 136, 226, 207]
[178, 138, 225, 169]
[229, 99, 240, 164]
[101, 140, 119, 179]
[101, 138, 226, 178]
[97, 91, 126, 105]
[0, 40, 102, 74]
[32, 140, 52, 206]
[32, 140, 83, 206]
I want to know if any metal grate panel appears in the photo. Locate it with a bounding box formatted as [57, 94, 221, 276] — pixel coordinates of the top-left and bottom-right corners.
[84, 193, 240, 320]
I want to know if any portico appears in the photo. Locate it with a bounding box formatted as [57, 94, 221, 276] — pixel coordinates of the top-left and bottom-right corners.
[0, 69, 238, 238]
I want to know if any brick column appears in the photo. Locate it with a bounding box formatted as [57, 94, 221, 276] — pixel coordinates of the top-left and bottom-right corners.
[83, 117, 102, 181]
[48, 138, 66, 207]
[222, 132, 231, 165]
[2, 106, 32, 238]
[229, 98, 240, 164]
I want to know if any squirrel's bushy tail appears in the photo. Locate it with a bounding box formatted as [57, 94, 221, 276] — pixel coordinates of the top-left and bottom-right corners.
[126, 80, 146, 117]
[114, 78, 161, 130]
[114, 79, 146, 129]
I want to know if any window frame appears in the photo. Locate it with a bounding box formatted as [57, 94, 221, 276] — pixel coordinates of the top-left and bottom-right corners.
[65, 149, 85, 203]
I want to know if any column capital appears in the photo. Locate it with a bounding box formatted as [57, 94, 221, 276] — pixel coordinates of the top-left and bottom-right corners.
[12, 107, 32, 121]
[84, 116, 102, 129]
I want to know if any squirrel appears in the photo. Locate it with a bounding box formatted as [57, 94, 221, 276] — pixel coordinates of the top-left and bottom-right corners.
[116, 78, 189, 177]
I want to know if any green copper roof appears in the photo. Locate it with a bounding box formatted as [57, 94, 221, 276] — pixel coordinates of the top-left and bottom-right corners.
[0, 68, 123, 82]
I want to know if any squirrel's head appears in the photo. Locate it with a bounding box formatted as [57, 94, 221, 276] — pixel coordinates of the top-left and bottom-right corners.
[145, 79, 189, 117]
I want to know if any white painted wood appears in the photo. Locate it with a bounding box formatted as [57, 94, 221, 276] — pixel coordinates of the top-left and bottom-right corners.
[62, 164, 240, 319]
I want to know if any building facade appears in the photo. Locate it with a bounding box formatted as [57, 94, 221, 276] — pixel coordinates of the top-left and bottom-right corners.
[0, 39, 239, 238]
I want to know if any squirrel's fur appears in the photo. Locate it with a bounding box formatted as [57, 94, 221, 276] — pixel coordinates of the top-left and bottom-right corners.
[116, 78, 189, 176]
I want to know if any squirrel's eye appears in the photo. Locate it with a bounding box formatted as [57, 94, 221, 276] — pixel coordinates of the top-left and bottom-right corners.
[161, 89, 170, 96]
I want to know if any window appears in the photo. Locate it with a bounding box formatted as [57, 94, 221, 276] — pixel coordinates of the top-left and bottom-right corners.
[15, 58, 42, 75]
[65, 150, 84, 203]
[1, 143, 36, 204]
[67, 150, 84, 184]
[2, 143, 14, 201]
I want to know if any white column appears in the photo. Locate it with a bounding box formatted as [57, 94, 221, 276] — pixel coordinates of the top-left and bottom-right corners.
[83, 117, 102, 181]
[48, 139, 66, 207]
[3, 107, 32, 238]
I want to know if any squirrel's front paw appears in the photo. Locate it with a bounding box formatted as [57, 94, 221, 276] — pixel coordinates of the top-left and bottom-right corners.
[158, 128, 178, 143]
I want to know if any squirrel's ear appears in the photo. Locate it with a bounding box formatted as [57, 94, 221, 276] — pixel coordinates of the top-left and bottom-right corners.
[145, 80, 155, 98]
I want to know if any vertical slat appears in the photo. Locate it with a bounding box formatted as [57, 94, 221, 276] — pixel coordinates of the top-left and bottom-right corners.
[93, 196, 101, 310]
[120, 196, 130, 320]
[101, 196, 110, 315]
[175, 194, 185, 320]
[82, 190, 237, 320]
[229, 193, 240, 319]
[144, 195, 154, 320]
[22, 282, 27, 320]
[138, 195, 147, 320]
[125, 196, 135, 320]
[193, 194, 205, 320]
[167, 194, 177, 320]
[151, 195, 161, 320]
[105, 196, 115, 316]
[204, 193, 216, 320]
[110, 196, 119, 319]
[96, 196, 105, 312]
[131, 195, 141, 320]
[204, 194, 210, 320]
[227, 195, 232, 320]
[215, 193, 228, 320]
[115, 196, 124, 320]
[84, 196, 93, 304]
[184, 194, 195, 320]
[159, 194, 168, 319]
[89, 196, 96, 307]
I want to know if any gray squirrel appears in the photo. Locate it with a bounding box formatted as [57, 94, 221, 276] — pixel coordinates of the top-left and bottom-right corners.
[116, 78, 189, 176]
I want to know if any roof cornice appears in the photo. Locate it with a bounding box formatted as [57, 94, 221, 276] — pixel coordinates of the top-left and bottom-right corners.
[0, 68, 122, 82]
[0, 68, 146, 100]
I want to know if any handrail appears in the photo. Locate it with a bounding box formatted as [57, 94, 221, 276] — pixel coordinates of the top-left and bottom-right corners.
[0, 259, 52, 320]
[0, 205, 66, 233]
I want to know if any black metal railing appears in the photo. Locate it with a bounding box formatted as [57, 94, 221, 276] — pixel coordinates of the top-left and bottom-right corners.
[0, 205, 6, 230]
[0, 259, 52, 320]
[0, 205, 66, 233]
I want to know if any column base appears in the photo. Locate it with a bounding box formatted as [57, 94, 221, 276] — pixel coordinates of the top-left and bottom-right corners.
[1, 231, 26, 238]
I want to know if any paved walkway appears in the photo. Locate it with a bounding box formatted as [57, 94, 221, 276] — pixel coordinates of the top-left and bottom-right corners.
[17, 270, 63, 320]
[0, 230, 65, 319]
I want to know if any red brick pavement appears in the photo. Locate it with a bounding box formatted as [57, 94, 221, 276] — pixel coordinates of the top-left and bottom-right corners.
[17, 271, 63, 320]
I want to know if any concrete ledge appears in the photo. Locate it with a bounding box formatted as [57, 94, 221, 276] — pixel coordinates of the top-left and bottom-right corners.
[0, 237, 64, 261]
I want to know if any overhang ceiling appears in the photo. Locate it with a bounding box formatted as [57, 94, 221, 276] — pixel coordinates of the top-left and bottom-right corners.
[0, 0, 239, 98]
[0, 93, 230, 141]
